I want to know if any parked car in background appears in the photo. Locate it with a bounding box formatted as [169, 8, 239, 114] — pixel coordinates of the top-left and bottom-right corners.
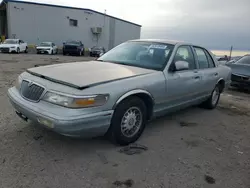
[226, 55, 250, 89]
[0, 39, 28, 53]
[36, 42, 58, 55]
[63, 40, 84, 56]
[8, 39, 231, 145]
[225, 56, 242, 65]
[90, 46, 106, 57]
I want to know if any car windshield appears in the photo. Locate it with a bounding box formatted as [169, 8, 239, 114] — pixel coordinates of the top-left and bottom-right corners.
[98, 42, 174, 70]
[3, 39, 18, 44]
[235, 56, 250, 65]
[92, 46, 102, 50]
[66, 40, 80, 45]
[40, 42, 51, 47]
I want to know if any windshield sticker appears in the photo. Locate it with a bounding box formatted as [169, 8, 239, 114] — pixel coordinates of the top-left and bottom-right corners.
[149, 44, 168, 49]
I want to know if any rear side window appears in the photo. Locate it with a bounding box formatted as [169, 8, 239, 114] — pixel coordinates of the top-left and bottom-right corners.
[204, 50, 215, 68]
[194, 47, 209, 69]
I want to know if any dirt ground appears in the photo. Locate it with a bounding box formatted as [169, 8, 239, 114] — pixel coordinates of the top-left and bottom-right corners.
[0, 53, 249, 188]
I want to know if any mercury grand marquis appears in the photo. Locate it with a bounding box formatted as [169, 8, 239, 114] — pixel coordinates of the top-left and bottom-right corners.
[8, 39, 232, 145]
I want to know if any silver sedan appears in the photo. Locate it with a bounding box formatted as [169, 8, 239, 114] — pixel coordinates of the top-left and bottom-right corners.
[8, 39, 231, 145]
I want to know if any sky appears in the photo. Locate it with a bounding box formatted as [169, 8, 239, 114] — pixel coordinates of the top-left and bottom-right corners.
[2, 0, 250, 50]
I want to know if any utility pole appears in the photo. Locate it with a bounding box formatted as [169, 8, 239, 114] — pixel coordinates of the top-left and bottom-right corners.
[229, 46, 233, 60]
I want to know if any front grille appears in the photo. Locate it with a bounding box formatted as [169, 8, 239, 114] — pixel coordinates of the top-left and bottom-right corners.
[0, 47, 10, 53]
[231, 74, 250, 82]
[64, 45, 77, 50]
[20, 81, 45, 101]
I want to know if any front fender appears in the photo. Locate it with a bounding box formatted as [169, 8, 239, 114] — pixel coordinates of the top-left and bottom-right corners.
[113, 89, 154, 109]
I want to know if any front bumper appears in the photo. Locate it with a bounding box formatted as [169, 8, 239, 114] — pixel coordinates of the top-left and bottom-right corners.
[231, 81, 250, 89]
[7, 87, 113, 138]
[0, 48, 16, 53]
[37, 49, 51, 54]
[63, 49, 80, 54]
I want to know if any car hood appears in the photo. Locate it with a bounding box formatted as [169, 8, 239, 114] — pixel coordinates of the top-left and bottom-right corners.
[227, 64, 250, 76]
[0, 44, 18, 48]
[27, 61, 156, 89]
[36, 46, 51, 49]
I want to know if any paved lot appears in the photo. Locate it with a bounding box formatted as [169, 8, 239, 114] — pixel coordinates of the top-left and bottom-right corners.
[0, 53, 249, 188]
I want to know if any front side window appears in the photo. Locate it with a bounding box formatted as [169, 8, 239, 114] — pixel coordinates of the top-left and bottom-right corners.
[174, 46, 196, 70]
[194, 47, 209, 69]
[98, 42, 175, 71]
[235, 56, 250, 65]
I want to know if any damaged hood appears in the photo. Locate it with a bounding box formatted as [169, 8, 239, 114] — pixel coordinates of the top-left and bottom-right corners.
[27, 61, 156, 89]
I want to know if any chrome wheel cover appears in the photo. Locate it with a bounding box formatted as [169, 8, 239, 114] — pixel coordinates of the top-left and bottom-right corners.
[212, 87, 220, 105]
[121, 107, 143, 138]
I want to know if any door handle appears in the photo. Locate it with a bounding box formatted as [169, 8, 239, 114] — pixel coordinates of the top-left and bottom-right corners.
[193, 76, 200, 79]
[214, 73, 218, 76]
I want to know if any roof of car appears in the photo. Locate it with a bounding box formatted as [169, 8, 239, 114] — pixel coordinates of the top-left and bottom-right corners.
[129, 39, 191, 45]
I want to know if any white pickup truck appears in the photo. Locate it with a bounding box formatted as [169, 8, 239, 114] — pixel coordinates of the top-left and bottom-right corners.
[0, 39, 28, 53]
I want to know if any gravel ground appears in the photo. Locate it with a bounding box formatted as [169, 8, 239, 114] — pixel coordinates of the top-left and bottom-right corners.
[0, 54, 249, 188]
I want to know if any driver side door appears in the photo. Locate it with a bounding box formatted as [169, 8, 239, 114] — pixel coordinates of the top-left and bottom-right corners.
[163, 45, 203, 110]
[19, 40, 25, 52]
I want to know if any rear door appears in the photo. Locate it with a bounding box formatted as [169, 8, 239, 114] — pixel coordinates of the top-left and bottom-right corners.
[193, 47, 218, 95]
[164, 45, 203, 108]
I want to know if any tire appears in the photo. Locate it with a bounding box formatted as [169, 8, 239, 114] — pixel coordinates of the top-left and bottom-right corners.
[201, 85, 221, 109]
[51, 49, 53, 55]
[16, 47, 20, 54]
[107, 97, 147, 145]
[25, 47, 28, 53]
[63, 51, 66, 56]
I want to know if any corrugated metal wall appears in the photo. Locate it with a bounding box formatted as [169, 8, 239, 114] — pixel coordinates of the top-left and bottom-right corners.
[7, 2, 141, 50]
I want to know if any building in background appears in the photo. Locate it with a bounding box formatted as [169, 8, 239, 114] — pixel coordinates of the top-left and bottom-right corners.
[0, 0, 141, 50]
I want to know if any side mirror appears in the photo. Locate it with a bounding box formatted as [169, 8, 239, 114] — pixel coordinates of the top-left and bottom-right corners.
[99, 52, 104, 57]
[174, 61, 189, 71]
[63, 42, 65, 45]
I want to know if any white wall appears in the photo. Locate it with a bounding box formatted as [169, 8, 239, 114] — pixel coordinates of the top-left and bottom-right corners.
[7, 2, 141, 50]
[114, 19, 141, 47]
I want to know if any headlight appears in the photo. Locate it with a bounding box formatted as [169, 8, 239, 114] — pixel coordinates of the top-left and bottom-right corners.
[42, 92, 109, 108]
[15, 75, 22, 90]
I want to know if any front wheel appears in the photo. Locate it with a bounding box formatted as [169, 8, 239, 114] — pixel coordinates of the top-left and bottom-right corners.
[107, 97, 147, 145]
[201, 85, 221, 109]
[16, 47, 20, 54]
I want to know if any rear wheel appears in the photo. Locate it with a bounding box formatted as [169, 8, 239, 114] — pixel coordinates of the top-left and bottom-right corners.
[107, 97, 147, 145]
[25, 47, 28, 53]
[201, 85, 221, 109]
